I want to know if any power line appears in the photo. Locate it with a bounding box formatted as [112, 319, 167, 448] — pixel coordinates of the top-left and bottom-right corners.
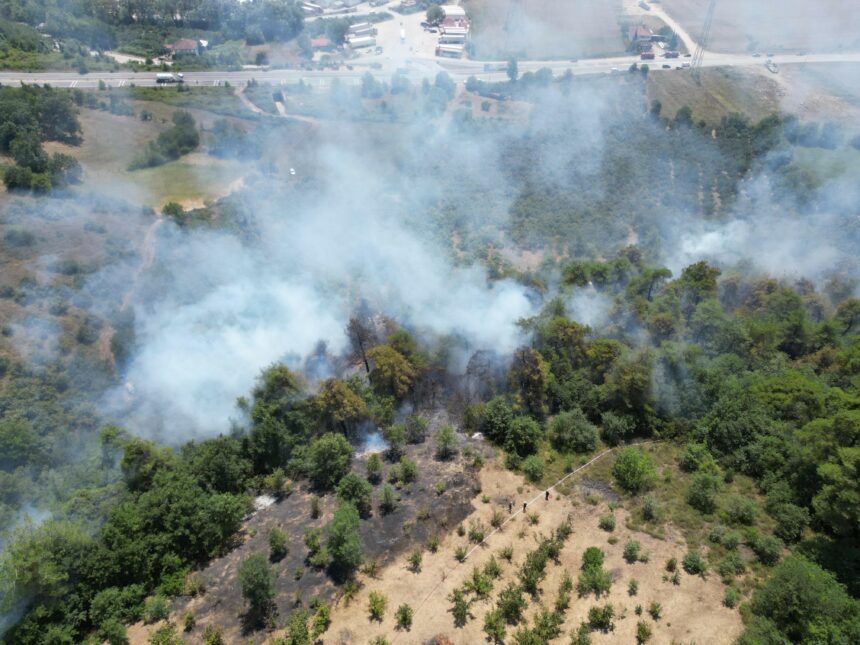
[691, 0, 717, 81]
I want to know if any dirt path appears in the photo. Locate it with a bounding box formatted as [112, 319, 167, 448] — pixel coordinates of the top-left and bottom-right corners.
[236, 87, 267, 115]
[121, 216, 163, 313]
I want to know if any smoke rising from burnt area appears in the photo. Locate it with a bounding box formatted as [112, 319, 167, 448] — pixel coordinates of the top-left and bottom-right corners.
[83, 76, 858, 442]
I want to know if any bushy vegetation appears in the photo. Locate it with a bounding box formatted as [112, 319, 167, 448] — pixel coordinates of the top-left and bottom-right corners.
[0, 85, 82, 191]
[129, 110, 200, 170]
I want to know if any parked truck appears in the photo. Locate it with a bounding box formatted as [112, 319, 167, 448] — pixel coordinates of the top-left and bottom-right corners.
[156, 73, 184, 84]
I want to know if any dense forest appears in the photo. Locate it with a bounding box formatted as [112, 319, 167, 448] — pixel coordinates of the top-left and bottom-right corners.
[1, 69, 859, 643]
[2, 249, 858, 642]
[0, 86, 83, 191]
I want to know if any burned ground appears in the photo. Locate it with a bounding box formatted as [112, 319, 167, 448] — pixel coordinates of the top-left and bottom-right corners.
[129, 431, 483, 643]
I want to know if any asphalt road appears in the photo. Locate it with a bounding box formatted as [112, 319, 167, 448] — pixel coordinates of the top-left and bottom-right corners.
[2, 50, 859, 90]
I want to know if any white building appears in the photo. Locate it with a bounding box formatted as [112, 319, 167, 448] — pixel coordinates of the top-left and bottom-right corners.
[439, 4, 467, 19]
[348, 35, 377, 49]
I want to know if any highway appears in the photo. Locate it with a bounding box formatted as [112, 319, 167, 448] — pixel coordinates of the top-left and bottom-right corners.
[2, 51, 860, 90]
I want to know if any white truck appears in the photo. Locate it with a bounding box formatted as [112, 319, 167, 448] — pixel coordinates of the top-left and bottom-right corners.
[156, 72, 184, 84]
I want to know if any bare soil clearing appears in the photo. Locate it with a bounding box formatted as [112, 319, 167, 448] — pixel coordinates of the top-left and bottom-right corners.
[323, 454, 744, 644]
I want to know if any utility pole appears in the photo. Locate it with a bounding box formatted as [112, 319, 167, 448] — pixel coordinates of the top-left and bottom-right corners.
[691, 0, 717, 83]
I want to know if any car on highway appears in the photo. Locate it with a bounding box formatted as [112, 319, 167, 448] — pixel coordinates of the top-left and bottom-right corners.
[420, 21, 429, 28]
[683, 53, 691, 57]
[752, 52, 761, 57]
[428, 27, 437, 33]
[374, 46, 383, 54]
[662, 64, 671, 69]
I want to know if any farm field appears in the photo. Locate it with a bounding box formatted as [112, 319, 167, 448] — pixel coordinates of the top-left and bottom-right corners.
[462, 0, 627, 60]
[660, 0, 860, 54]
[647, 66, 781, 125]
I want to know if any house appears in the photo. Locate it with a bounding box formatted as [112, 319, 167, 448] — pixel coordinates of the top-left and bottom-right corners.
[440, 4, 467, 19]
[439, 27, 468, 44]
[168, 38, 199, 56]
[310, 37, 334, 51]
[628, 24, 654, 51]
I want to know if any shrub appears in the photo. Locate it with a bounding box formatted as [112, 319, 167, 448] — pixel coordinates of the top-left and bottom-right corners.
[500, 545, 514, 561]
[101, 618, 129, 645]
[612, 448, 656, 494]
[686, 472, 721, 513]
[310, 495, 321, 519]
[771, 503, 809, 543]
[726, 496, 759, 525]
[598, 513, 616, 532]
[642, 494, 659, 521]
[468, 520, 486, 544]
[582, 547, 605, 570]
[394, 603, 413, 630]
[483, 608, 506, 642]
[312, 602, 331, 637]
[600, 411, 634, 446]
[304, 527, 321, 554]
[665, 557, 677, 572]
[484, 556, 503, 579]
[449, 588, 471, 627]
[268, 527, 288, 561]
[722, 531, 741, 550]
[404, 414, 428, 443]
[577, 566, 612, 598]
[753, 535, 784, 566]
[521, 455, 545, 483]
[587, 604, 615, 632]
[464, 566, 493, 597]
[368, 591, 387, 621]
[399, 456, 418, 483]
[623, 540, 641, 564]
[182, 610, 195, 632]
[550, 408, 598, 453]
[366, 453, 383, 484]
[679, 442, 711, 472]
[435, 424, 457, 460]
[724, 587, 741, 608]
[505, 416, 543, 457]
[636, 620, 652, 643]
[628, 578, 639, 595]
[682, 549, 707, 576]
[379, 483, 397, 514]
[718, 552, 746, 580]
[647, 601, 662, 620]
[496, 583, 527, 623]
[143, 595, 170, 624]
[578, 547, 611, 597]
[408, 549, 422, 573]
[454, 546, 467, 562]
[427, 535, 440, 552]
[238, 553, 276, 621]
[491, 509, 505, 528]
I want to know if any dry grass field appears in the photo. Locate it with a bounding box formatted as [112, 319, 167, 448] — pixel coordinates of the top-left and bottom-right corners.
[463, 0, 627, 60]
[660, 0, 860, 53]
[647, 66, 781, 125]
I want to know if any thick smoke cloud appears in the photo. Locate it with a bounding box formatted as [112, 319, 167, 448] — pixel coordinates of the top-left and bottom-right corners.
[107, 136, 536, 440]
